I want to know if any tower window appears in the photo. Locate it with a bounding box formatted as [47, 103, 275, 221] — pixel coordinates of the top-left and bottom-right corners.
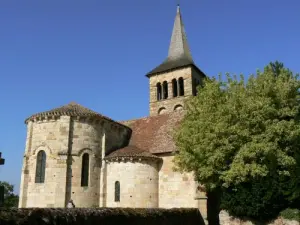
[35, 150, 46, 183]
[192, 78, 197, 96]
[178, 77, 184, 96]
[172, 79, 178, 97]
[115, 181, 120, 202]
[81, 153, 89, 187]
[163, 81, 168, 99]
[156, 83, 162, 101]
[158, 107, 167, 115]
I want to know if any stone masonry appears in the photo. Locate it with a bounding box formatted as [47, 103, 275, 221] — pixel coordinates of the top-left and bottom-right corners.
[149, 66, 204, 116]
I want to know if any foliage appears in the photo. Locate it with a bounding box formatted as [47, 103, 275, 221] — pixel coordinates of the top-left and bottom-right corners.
[173, 61, 300, 220]
[280, 208, 300, 222]
[0, 181, 19, 208]
[221, 178, 288, 220]
[0, 208, 205, 225]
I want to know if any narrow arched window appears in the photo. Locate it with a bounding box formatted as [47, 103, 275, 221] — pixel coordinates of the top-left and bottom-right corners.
[172, 79, 178, 97]
[163, 81, 168, 99]
[35, 150, 46, 183]
[115, 181, 120, 202]
[156, 83, 162, 101]
[178, 77, 184, 96]
[81, 153, 89, 187]
[192, 78, 197, 96]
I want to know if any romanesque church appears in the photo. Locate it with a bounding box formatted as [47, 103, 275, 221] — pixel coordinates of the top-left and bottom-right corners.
[19, 5, 207, 217]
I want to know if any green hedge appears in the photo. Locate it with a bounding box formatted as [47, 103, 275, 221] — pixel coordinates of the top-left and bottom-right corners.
[0, 207, 205, 225]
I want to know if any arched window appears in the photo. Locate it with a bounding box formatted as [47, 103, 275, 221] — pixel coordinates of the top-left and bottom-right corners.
[178, 77, 184, 96]
[156, 83, 162, 101]
[35, 150, 46, 183]
[115, 181, 120, 202]
[192, 78, 197, 96]
[172, 79, 178, 97]
[163, 81, 168, 99]
[158, 107, 167, 115]
[174, 104, 183, 111]
[81, 153, 89, 187]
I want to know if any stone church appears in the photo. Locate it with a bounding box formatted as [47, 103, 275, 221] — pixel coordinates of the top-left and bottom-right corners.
[19, 5, 207, 217]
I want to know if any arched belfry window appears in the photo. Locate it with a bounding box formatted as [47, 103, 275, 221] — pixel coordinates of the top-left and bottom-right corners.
[115, 181, 120, 202]
[81, 153, 89, 187]
[192, 78, 197, 96]
[163, 81, 168, 99]
[156, 83, 162, 101]
[178, 77, 184, 96]
[35, 150, 46, 183]
[172, 79, 178, 97]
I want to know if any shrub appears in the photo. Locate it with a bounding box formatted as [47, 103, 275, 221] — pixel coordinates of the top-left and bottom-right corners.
[0, 207, 205, 225]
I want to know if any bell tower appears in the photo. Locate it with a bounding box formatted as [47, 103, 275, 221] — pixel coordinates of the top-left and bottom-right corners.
[146, 5, 206, 116]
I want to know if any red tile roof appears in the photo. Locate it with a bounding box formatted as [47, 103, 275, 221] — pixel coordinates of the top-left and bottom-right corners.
[104, 145, 161, 160]
[120, 111, 184, 154]
[25, 102, 129, 129]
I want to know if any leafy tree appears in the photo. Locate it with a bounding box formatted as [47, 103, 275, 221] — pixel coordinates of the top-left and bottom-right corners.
[173, 62, 300, 223]
[268, 60, 284, 77]
[221, 177, 288, 220]
[0, 181, 19, 208]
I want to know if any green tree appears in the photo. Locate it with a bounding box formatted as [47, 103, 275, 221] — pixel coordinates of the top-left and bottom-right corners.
[268, 60, 284, 77]
[173, 62, 300, 223]
[0, 181, 19, 208]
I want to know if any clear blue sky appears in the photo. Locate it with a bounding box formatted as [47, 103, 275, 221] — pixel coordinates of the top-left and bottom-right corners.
[0, 0, 300, 194]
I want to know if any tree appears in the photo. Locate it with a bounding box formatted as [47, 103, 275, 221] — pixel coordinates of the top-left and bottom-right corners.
[173, 62, 300, 223]
[268, 60, 284, 77]
[0, 181, 19, 208]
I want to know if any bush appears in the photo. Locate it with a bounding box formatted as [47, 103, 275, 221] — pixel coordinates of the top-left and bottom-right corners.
[0, 207, 205, 225]
[280, 208, 300, 222]
[221, 178, 288, 220]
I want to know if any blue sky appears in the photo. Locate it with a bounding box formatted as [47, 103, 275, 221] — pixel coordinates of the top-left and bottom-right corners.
[0, 0, 300, 194]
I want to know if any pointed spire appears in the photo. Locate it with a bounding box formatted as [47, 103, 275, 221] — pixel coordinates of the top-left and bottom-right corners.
[168, 4, 193, 62]
[146, 5, 195, 76]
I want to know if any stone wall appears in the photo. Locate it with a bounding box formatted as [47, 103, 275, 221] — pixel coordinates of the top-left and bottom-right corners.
[19, 116, 71, 208]
[105, 159, 159, 208]
[219, 211, 299, 225]
[149, 67, 193, 116]
[158, 153, 198, 208]
[68, 119, 103, 208]
[19, 116, 131, 208]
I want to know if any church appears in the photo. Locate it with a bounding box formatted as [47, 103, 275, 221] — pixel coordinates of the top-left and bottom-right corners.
[18, 5, 208, 218]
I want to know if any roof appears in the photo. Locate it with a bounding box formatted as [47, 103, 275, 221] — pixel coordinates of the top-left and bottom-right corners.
[104, 145, 161, 160]
[146, 5, 199, 77]
[25, 102, 130, 129]
[120, 111, 184, 154]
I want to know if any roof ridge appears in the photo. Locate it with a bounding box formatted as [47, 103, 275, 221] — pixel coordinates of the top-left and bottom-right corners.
[104, 145, 161, 160]
[24, 102, 132, 131]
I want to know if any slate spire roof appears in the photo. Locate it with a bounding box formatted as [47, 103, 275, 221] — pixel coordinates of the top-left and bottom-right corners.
[168, 5, 193, 63]
[146, 5, 197, 77]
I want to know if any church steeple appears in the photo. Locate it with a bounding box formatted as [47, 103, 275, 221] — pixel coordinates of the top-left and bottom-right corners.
[147, 5, 206, 116]
[167, 4, 193, 63]
[146, 4, 195, 77]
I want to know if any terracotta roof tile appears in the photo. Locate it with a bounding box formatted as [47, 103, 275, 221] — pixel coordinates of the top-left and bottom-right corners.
[25, 102, 130, 129]
[120, 111, 184, 154]
[105, 145, 160, 160]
